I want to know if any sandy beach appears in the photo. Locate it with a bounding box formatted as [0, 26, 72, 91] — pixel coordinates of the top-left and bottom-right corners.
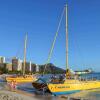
[0, 90, 36, 100]
[0, 88, 99, 100]
[0, 80, 38, 100]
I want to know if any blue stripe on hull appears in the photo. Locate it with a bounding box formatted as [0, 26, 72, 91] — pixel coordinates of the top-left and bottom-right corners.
[52, 90, 81, 96]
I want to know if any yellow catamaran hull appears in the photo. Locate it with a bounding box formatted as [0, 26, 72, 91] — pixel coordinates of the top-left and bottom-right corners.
[6, 75, 37, 83]
[47, 79, 100, 95]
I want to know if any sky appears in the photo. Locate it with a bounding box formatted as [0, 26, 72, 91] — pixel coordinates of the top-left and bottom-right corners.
[0, 0, 100, 71]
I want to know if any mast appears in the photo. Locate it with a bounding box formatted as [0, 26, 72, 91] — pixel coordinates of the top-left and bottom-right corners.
[65, 4, 71, 79]
[66, 4, 68, 70]
[23, 34, 27, 76]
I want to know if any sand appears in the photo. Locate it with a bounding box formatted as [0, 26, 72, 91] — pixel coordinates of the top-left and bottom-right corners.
[59, 89, 100, 100]
[0, 90, 38, 100]
[0, 87, 99, 100]
[0, 81, 38, 100]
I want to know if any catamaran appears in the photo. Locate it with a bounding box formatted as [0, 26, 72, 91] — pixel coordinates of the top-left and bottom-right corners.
[32, 4, 100, 95]
[6, 34, 37, 83]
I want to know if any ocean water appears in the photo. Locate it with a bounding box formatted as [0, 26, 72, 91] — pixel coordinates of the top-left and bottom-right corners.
[17, 73, 100, 100]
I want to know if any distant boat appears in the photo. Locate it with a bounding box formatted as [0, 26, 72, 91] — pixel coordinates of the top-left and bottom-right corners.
[32, 4, 100, 95]
[75, 69, 93, 75]
[6, 34, 37, 83]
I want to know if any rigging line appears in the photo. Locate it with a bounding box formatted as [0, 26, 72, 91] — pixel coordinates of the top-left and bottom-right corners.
[43, 7, 65, 75]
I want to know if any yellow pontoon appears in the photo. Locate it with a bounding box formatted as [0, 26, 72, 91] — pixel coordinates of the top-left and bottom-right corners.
[6, 75, 37, 83]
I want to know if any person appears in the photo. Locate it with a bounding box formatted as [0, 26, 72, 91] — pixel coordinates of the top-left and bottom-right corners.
[59, 75, 64, 83]
[10, 80, 17, 91]
[66, 69, 72, 79]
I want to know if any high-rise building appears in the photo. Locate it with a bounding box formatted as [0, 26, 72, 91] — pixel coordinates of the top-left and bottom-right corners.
[31, 63, 36, 73]
[12, 57, 22, 71]
[23, 62, 30, 72]
[6, 63, 12, 71]
[22, 62, 36, 73]
[29, 61, 32, 72]
[36, 64, 39, 72]
[18, 59, 22, 71]
[0, 56, 5, 63]
[12, 57, 18, 71]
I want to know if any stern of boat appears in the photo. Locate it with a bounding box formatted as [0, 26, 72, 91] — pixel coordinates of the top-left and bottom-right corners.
[32, 78, 51, 94]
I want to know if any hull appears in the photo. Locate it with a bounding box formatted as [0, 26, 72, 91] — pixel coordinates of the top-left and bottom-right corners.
[51, 90, 80, 96]
[32, 82, 47, 91]
[47, 79, 100, 95]
[6, 75, 37, 83]
[32, 78, 50, 92]
[75, 72, 91, 75]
